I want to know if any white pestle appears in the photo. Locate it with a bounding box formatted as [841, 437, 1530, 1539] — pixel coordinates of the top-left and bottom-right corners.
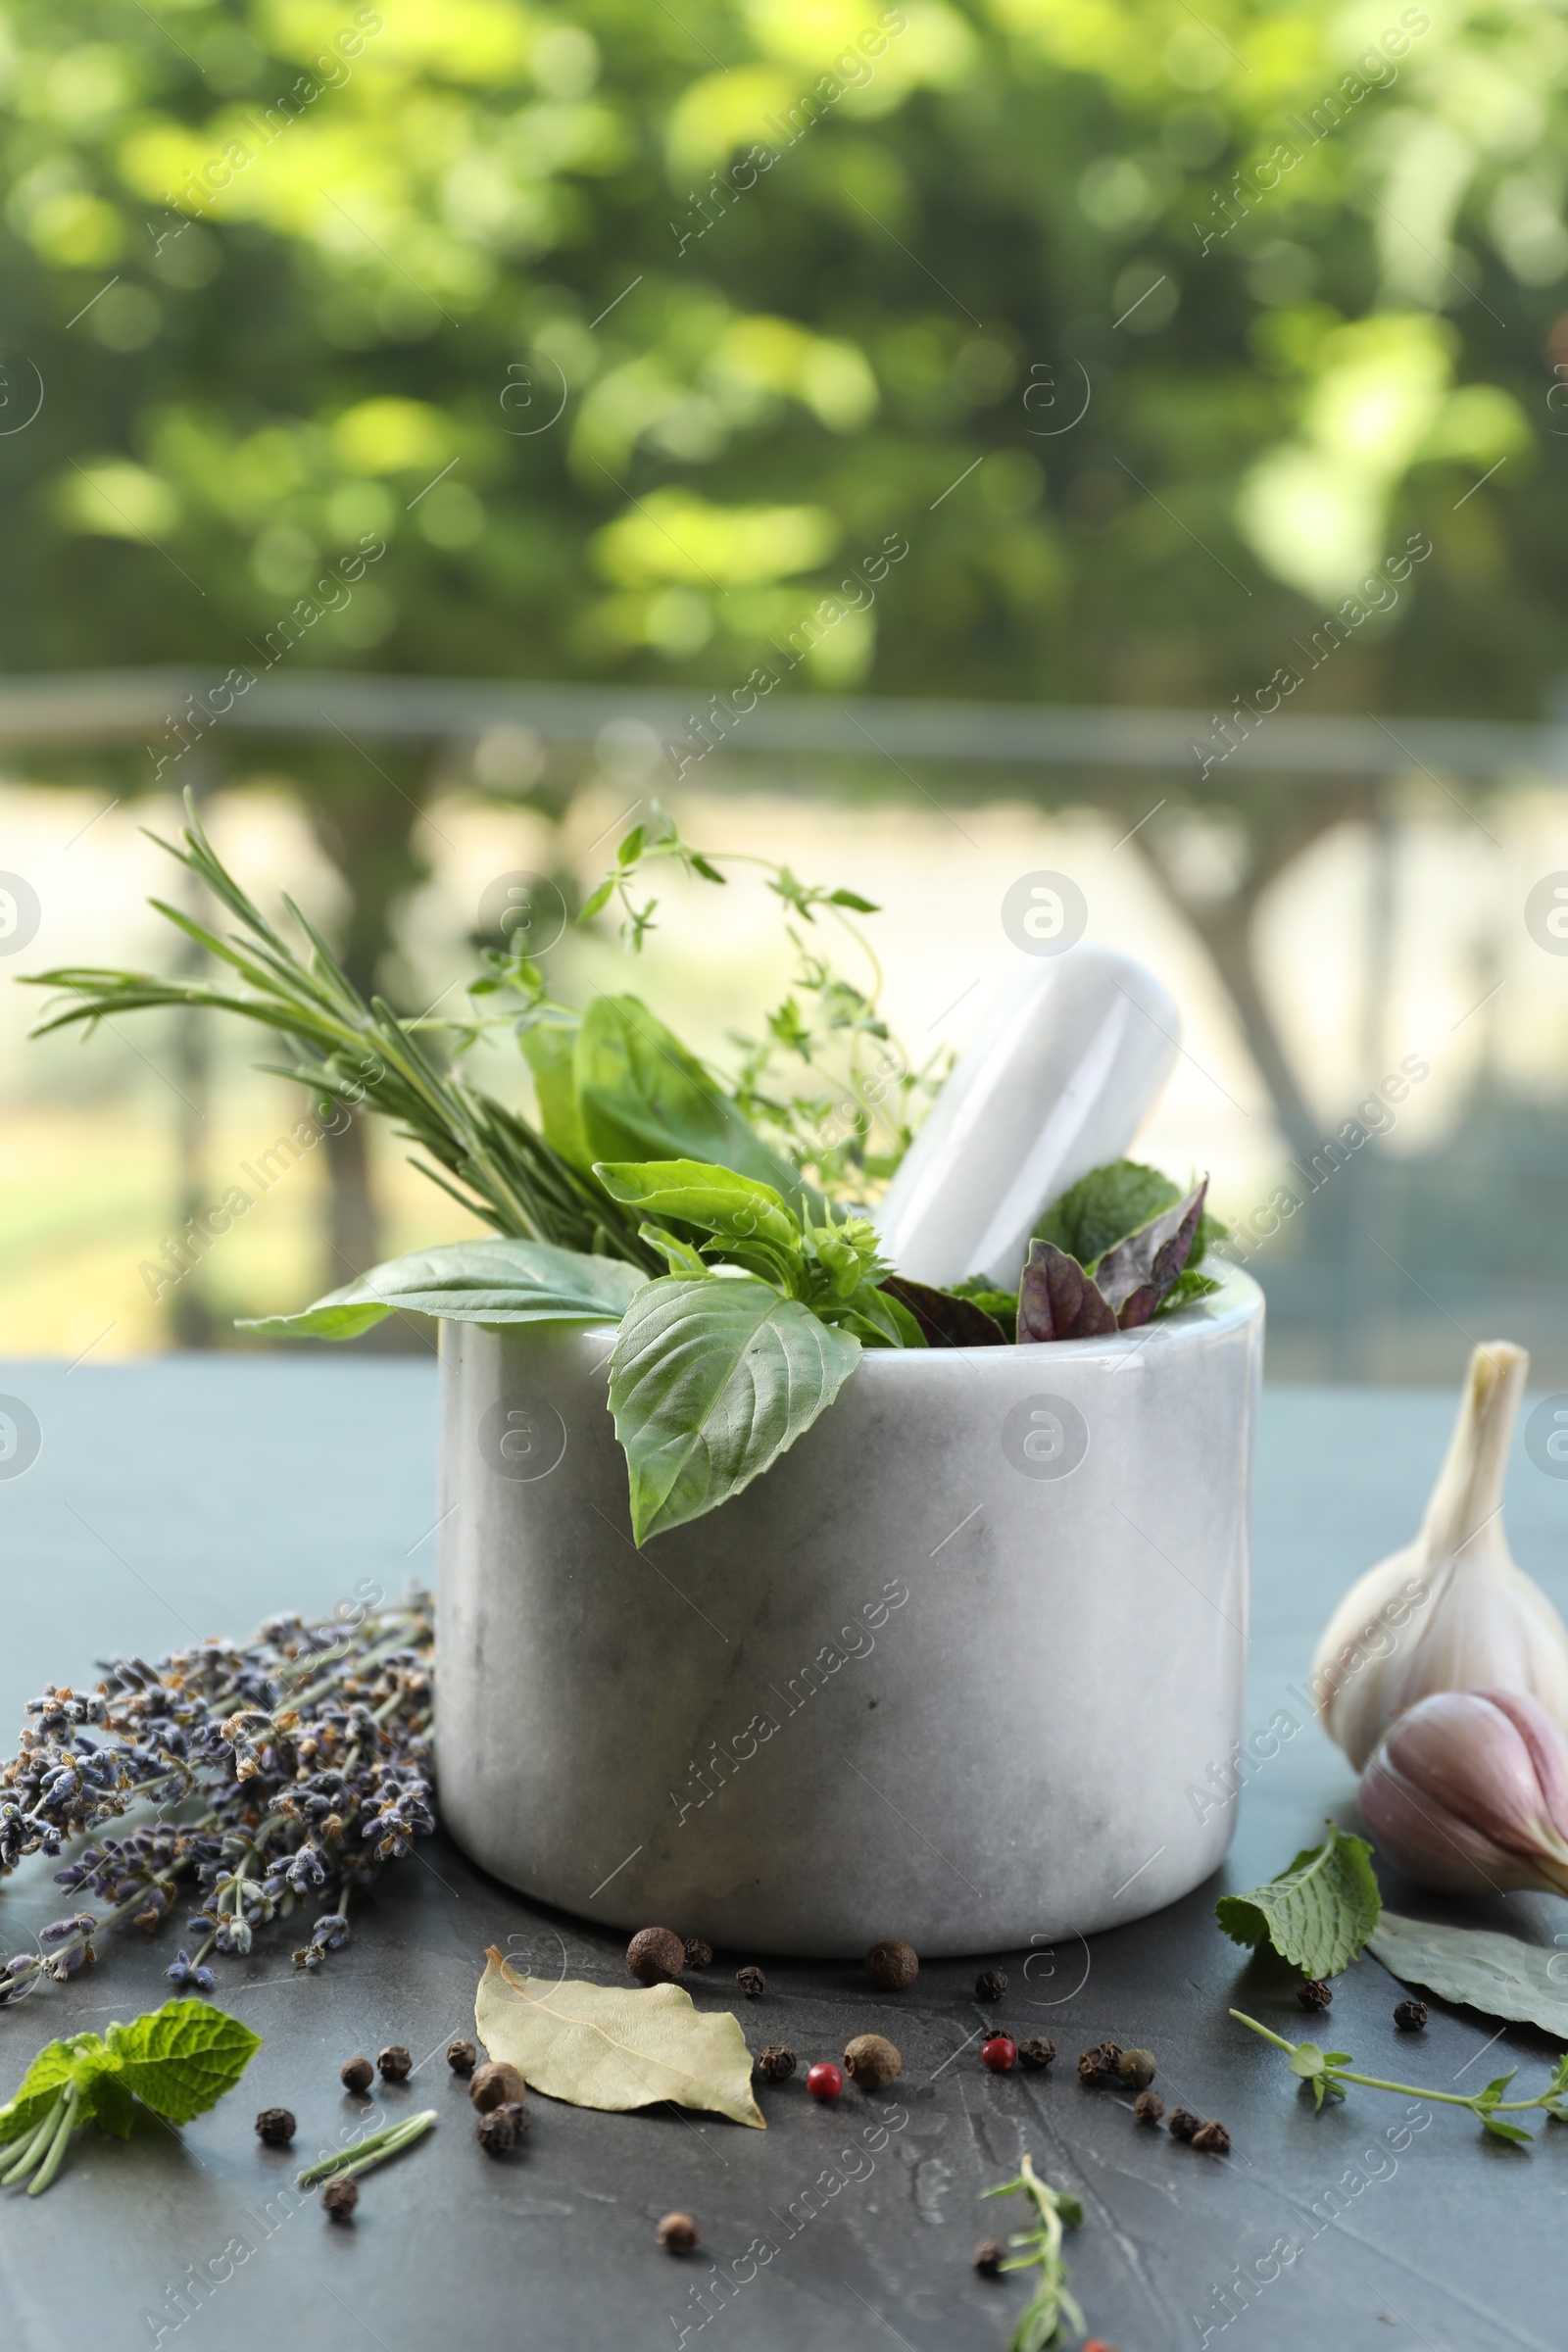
[874, 946, 1181, 1291]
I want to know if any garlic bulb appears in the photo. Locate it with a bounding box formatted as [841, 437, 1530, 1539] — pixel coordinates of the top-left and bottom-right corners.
[1311, 1341, 1568, 1769]
[1359, 1688, 1568, 1898]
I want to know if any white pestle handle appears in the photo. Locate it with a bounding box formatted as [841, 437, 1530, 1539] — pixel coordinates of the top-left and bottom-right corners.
[874, 946, 1181, 1291]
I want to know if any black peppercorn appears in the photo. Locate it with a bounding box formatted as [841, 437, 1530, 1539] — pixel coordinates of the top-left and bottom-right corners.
[1076, 2040, 1122, 2085]
[254, 2106, 296, 2145]
[1117, 2047, 1157, 2091]
[865, 1939, 919, 1990]
[1192, 2119, 1231, 2154]
[757, 2043, 797, 2082]
[470, 2060, 527, 2113]
[447, 2037, 477, 2074]
[736, 1964, 765, 1998]
[1017, 2035, 1055, 2071]
[340, 2055, 373, 2094]
[1298, 1979, 1332, 2011]
[973, 2238, 1006, 2278]
[322, 2177, 359, 2221]
[1168, 2106, 1202, 2141]
[377, 2044, 413, 2082]
[1134, 2090, 1165, 2126]
[684, 1936, 714, 1970]
[974, 1969, 1008, 2001]
[1394, 1998, 1429, 2033]
[476, 2100, 527, 2155]
[658, 2212, 700, 2254]
[627, 1926, 686, 1985]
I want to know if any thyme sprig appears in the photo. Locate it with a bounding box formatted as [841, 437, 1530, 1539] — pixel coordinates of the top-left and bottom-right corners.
[982, 2152, 1085, 2351]
[1232, 2009, 1568, 2143]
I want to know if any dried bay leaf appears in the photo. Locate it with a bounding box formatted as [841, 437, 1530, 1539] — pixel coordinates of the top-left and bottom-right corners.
[1367, 1911, 1568, 2038]
[475, 1949, 765, 2128]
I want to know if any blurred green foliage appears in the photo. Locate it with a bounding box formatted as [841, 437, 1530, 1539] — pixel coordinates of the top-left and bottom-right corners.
[0, 0, 1563, 712]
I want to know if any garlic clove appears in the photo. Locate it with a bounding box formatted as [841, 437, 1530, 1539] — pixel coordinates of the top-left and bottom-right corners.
[1359, 1688, 1568, 1899]
[1311, 1342, 1568, 1769]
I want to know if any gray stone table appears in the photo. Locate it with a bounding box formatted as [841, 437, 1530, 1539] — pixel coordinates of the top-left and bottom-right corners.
[0, 1358, 1563, 2352]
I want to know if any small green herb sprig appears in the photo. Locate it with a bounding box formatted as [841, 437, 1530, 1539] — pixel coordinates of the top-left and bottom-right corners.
[1232, 2010, 1568, 2143]
[297, 2109, 436, 2188]
[982, 2153, 1085, 2352]
[0, 2000, 260, 2194]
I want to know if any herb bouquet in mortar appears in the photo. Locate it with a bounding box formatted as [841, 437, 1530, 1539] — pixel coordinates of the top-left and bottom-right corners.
[28, 798, 1261, 1953]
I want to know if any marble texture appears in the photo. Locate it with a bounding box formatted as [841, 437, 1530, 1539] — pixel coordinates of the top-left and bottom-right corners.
[436, 1265, 1263, 1957]
[872, 946, 1181, 1290]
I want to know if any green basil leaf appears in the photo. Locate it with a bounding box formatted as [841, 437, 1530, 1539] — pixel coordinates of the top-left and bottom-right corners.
[609, 1275, 860, 1543]
[1215, 1827, 1382, 1980]
[105, 1999, 262, 2125]
[518, 1016, 592, 1170]
[574, 995, 812, 1206]
[238, 1239, 648, 1339]
[594, 1158, 801, 1251]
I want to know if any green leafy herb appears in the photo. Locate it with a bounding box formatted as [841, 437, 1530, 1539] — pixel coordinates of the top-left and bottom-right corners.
[25, 796, 653, 1266]
[608, 1275, 861, 1544]
[1034, 1157, 1225, 1312]
[1366, 1912, 1568, 2038]
[1216, 1826, 1382, 1980]
[593, 1159, 804, 1254]
[238, 1238, 649, 1339]
[574, 996, 812, 1206]
[0, 2001, 260, 2194]
[949, 1276, 1019, 1344]
[877, 1275, 1007, 1348]
[296, 2110, 437, 2187]
[1232, 2010, 1568, 2143]
[981, 2153, 1085, 2352]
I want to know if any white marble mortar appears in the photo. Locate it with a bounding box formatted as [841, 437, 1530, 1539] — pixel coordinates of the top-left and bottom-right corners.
[436, 1264, 1263, 1957]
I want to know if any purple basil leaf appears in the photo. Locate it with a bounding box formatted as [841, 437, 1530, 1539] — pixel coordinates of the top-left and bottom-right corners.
[1017, 1243, 1117, 1343]
[878, 1276, 1006, 1348]
[1095, 1177, 1209, 1329]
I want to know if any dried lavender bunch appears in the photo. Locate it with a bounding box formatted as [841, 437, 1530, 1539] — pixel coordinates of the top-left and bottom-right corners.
[0, 1595, 433, 1999]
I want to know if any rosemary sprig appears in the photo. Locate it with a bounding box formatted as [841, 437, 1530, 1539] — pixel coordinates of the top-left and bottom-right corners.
[296, 2110, 437, 2186]
[1232, 2009, 1568, 2142]
[982, 2152, 1085, 2351]
[24, 792, 653, 1266]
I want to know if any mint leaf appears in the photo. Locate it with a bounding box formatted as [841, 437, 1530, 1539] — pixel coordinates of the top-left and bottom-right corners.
[0, 2035, 106, 2144]
[1215, 1828, 1382, 1979]
[105, 2000, 262, 2125]
[237, 1239, 647, 1339]
[609, 1275, 859, 1543]
[593, 1159, 802, 1252]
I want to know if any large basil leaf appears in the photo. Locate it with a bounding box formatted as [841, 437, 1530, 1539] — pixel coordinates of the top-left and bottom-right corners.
[238, 1239, 648, 1339]
[608, 1275, 860, 1543]
[593, 1158, 802, 1251]
[574, 995, 810, 1204]
[519, 1016, 591, 1170]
